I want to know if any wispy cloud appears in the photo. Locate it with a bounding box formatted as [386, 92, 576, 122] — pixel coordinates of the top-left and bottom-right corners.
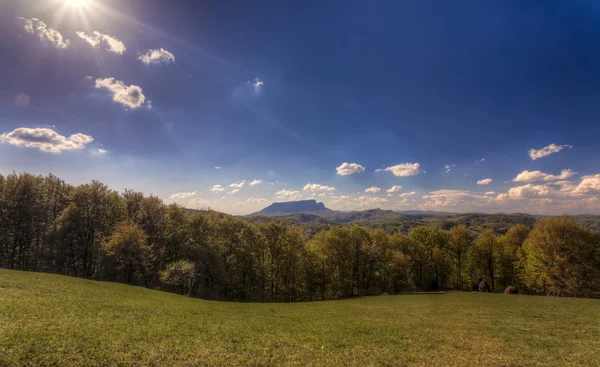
[250, 179, 263, 186]
[230, 180, 246, 188]
[210, 184, 224, 192]
[19, 17, 70, 49]
[76, 31, 126, 54]
[529, 143, 572, 160]
[169, 191, 196, 199]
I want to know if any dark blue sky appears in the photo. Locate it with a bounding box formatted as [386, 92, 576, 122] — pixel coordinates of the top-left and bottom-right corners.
[1, 0, 599, 214]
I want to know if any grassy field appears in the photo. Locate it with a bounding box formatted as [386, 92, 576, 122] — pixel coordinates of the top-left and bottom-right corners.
[1, 269, 599, 366]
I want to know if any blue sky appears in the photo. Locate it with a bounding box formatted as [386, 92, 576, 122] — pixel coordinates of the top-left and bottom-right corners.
[1, 0, 600, 215]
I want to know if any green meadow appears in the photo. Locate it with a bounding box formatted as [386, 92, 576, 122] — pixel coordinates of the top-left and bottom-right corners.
[1, 269, 599, 366]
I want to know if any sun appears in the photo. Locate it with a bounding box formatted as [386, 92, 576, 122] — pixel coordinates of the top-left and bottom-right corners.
[64, 0, 92, 8]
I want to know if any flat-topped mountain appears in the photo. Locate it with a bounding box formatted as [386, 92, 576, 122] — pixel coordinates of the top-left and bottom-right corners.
[249, 199, 332, 216]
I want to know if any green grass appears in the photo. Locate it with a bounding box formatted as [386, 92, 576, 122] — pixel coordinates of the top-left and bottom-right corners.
[1, 269, 599, 366]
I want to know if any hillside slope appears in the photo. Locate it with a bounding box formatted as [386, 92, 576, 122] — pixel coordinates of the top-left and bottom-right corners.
[1, 269, 600, 366]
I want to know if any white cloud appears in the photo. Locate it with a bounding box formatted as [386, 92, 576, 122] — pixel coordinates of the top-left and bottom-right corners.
[422, 190, 494, 209]
[528, 143, 572, 160]
[356, 196, 389, 207]
[96, 148, 108, 155]
[251, 78, 264, 93]
[215, 166, 221, 169]
[210, 184, 224, 192]
[365, 186, 382, 193]
[477, 178, 492, 185]
[444, 164, 455, 173]
[500, 184, 552, 199]
[573, 174, 600, 194]
[338, 195, 351, 200]
[229, 189, 240, 194]
[169, 191, 196, 199]
[398, 191, 416, 198]
[485, 191, 496, 196]
[247, 198, 268, 203]
[475, 158, 485, 164]
[0, 127, 93, 153]
[95, 78, 145, 108]
[276, 190, 302, 201]
[138, 48, 175, 65]
[19, 17, 70, 49]
[250, 179, 263, 186]
[76, 31, 126, 54]
[303, 183, 336, 192]
[512, 169, 577, 183]
[336, 162, 365, 175]
[375, 163, 421, 176]
[386, 185, 403, 193]
[230, 181, 246, 188]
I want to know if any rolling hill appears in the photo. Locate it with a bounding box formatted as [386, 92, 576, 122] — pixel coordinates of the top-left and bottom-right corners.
[245, 201, 600, 236]
[2, 269, 599, 366]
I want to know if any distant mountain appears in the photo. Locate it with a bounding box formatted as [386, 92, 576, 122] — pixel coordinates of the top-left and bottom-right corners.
[397, 210, 457, 215]
[249, 200, 333, 217]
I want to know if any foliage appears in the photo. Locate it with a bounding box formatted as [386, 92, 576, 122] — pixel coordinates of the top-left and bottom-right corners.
[1, 172, 600, 300]
[160, 260, 196, 295]
[520, 217, 600, 297]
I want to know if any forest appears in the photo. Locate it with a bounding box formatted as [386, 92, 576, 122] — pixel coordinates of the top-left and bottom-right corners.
[1, 172, 599, 301]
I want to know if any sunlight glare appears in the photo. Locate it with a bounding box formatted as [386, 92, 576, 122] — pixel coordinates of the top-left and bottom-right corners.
[64, 0, 92, 8]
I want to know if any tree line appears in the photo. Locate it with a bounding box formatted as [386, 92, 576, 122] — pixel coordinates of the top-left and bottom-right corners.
[1, 172, 599, 300]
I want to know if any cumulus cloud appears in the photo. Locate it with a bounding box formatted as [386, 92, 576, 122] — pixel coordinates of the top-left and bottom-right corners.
[528, 143, 572, 160]
[303, 183, 336, 192]
[386, 185, 403, 193]
[169, 191, 196, 199]
[250, 179, 263, 186]
[19, 17, 70, 49]
[0, 127, 93, 153]
[76, 31, 126, 54]
[477, 178, 492, 185]
[210, 184, 224, 192]
[422, 190, 494, 209]
[573, 174, 600, 194]
[500, 184, 552, 199]
[229, 189, 240, 194]
[95, 78, 145, 108]
[230, 181, 246, 189]
[338, 195, 351, 200]
[398, 191, 416, 198]
[363, 186, 381, 193]
[138, 48, 175, 65]
[336, 162, 365, 175]
[485, 191, 496, 196]
[276, 190, 302, 201]
[96, 148, 108, 155]
[375, 163, 421, 176]
[512, 169, 577, 183]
